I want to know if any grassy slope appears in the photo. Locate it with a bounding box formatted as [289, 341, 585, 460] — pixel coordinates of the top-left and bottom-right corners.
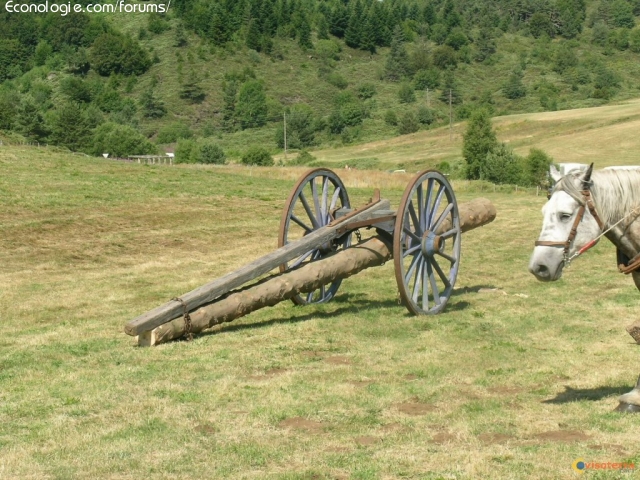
[1, 101, 640, 478]
[94, 9, 640, 158]
[301, 97, 640, 171]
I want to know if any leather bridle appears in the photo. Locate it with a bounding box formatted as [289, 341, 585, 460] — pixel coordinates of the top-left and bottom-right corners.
[534, 164, 605, 263]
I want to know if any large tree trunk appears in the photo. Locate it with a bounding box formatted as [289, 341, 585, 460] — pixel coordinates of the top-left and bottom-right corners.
[136, 198, 497, 346]
[138, 236, 393, 346]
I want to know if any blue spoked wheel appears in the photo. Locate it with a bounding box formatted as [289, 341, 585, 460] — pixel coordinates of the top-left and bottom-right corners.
[278, 168, 351, 305]
[393, 170, 461, 315]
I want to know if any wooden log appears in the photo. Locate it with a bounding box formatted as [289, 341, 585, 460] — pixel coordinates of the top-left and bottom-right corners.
[626, 320, 640, 344]
[125, 199, 391, 336]
[139, 236, 393, 346]
[435, 197, 497, 235]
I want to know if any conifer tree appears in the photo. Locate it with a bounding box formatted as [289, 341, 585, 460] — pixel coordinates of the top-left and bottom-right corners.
[16, 100, 48, 142]
[139, 87, 167, 118]
[317, 15, 330, 40]
[385, 26, 410, 81]
[463, 109, 498, 180]
[329, 3, 349, 38]
[222, 80, 238, 132]
[345, 0, 364, 48]
[246, 19, 262, 51]
[298, 15, 313, 49]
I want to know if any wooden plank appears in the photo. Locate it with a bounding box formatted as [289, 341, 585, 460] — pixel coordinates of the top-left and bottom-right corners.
[124, 199, 391, 336]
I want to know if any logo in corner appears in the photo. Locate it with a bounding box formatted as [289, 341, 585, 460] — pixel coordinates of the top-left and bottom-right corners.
[572, 459, 586, 474]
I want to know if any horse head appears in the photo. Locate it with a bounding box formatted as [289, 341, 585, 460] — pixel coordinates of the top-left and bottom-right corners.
[529, 164, 602, 281]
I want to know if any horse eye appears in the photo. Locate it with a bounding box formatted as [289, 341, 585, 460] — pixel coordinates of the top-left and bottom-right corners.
[560, 213, 572, 221]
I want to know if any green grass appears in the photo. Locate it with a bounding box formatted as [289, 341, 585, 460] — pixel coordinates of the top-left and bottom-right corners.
[1, 137, 640, 478]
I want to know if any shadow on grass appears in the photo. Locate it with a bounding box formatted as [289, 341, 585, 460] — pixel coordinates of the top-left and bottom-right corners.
[190, 288, 479, 340]
[542, 385, 631, 403]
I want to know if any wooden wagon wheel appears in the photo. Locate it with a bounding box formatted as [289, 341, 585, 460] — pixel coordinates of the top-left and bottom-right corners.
[278, 168, 351, 305]
[393, 170, 461, 315]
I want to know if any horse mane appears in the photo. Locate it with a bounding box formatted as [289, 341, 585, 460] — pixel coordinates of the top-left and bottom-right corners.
[555, 169, 640, 226]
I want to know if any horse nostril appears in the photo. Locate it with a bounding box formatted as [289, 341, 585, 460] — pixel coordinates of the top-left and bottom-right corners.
[530, 263, 550, 279]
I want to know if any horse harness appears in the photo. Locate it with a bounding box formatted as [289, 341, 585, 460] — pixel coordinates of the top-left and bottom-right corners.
[534, 166, 604, 264]
[535, 164, 640, 273]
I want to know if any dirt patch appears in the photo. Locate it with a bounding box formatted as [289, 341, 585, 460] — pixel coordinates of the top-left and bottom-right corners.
[588, 444, 628, 456]
[431, 432, 455, 444]
[324, 446, 352, 454]
[349, 380, 374, 387]
[533, 430, 591, 443]
[487, 386, 527, 395]
[354, 436, 379, 446]
[380, 422, 404, 432]
[396, 402, 437, 415]
[279, 417, 325, 432]
[325, 355, 352, 365]
[301, 351, 323, 359]
[478, 433, 516, 445]
[247, 367, 287, 380]
[194, 424, 216, 435]
[404, 374, 419, 380]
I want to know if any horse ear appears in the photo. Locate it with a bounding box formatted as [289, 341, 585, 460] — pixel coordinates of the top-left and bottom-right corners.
[549, 164, 562, 183]
[582, 163, 594, 184]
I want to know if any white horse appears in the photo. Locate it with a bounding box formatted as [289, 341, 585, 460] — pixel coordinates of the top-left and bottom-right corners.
[529, 164, 640, 411]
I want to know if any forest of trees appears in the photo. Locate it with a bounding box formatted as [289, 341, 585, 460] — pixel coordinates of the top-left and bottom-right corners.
[1, 0, 640, 174]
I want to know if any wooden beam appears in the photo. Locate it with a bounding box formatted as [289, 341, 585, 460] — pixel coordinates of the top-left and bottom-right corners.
[124, 199, 391, 336]
[138, 236, 393, 346]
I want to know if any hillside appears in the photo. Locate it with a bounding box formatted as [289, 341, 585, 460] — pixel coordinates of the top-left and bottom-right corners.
[298, 97, 640, 171]
[2, 0, 640, 162]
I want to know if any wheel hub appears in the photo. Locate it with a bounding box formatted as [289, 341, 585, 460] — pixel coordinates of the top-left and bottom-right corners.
[422, 230, 443, 257]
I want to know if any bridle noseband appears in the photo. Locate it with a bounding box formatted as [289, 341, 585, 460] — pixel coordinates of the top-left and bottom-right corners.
[534, 164, 605, 264]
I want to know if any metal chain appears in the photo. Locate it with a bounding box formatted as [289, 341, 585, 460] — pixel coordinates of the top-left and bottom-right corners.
[354, 229, 362, 243]
[172, 297, 193, 341]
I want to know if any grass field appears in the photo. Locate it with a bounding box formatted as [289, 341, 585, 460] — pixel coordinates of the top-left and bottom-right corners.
[2, 101, 640, 479]
[297, 98, 640, 172]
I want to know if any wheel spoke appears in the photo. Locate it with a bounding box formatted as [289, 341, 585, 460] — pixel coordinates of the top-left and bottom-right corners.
[422, 261, 429, 311]
[431, 256, 451, 287]
[426, 260, 441, 305]
[428, 184, 445, 227]
[403, 227, 421, 244]
[417, 183, 425, 231]
[291, 249, 314, 268]
[329, 186, 341, 211]
[320, 284, 326, 300]
[408, 200, 421, 235]
[290, 214, 312, 233]
[412, 258, 424, 303]
[299, 192, 319, 229]
[321, 177, 329, 225]
[431, 203, 453, 231]
[403, 244, 421, 258]
[436, 250, 457, 264]
[422, 178, 434, 230]
[404, 252, 422, 284]
[311, 179, 321, 223]
[441, 227, 458, 239]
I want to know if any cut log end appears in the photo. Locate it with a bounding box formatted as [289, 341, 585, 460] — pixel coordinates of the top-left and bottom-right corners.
[626, 322, 640, 344]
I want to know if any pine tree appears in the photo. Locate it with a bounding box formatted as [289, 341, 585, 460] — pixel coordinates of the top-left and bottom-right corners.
[139, 87, 167, 118]
[16, 100, 48, 141]
[180, 80, 206, 104]
[298, 15, 313, 49]
[384, 26, 410, 81]
[462, 109, 498, 180]
[475, 28, 496, 61]
[329, 3, 349, 38]
[422, 2, 436, 25]
[317, 14, 330, 40]
[236, 80, 268, 129]
[360, 17, 377, 53]
[439, 69, 461, 104]
[246, 18, 262, 51]
[49, 102, 91, 151]
[222, 80, 238, 132]
[209, 6, 228, 45]
[345, 1, 364, 49]
[503, 70, 526, 99]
